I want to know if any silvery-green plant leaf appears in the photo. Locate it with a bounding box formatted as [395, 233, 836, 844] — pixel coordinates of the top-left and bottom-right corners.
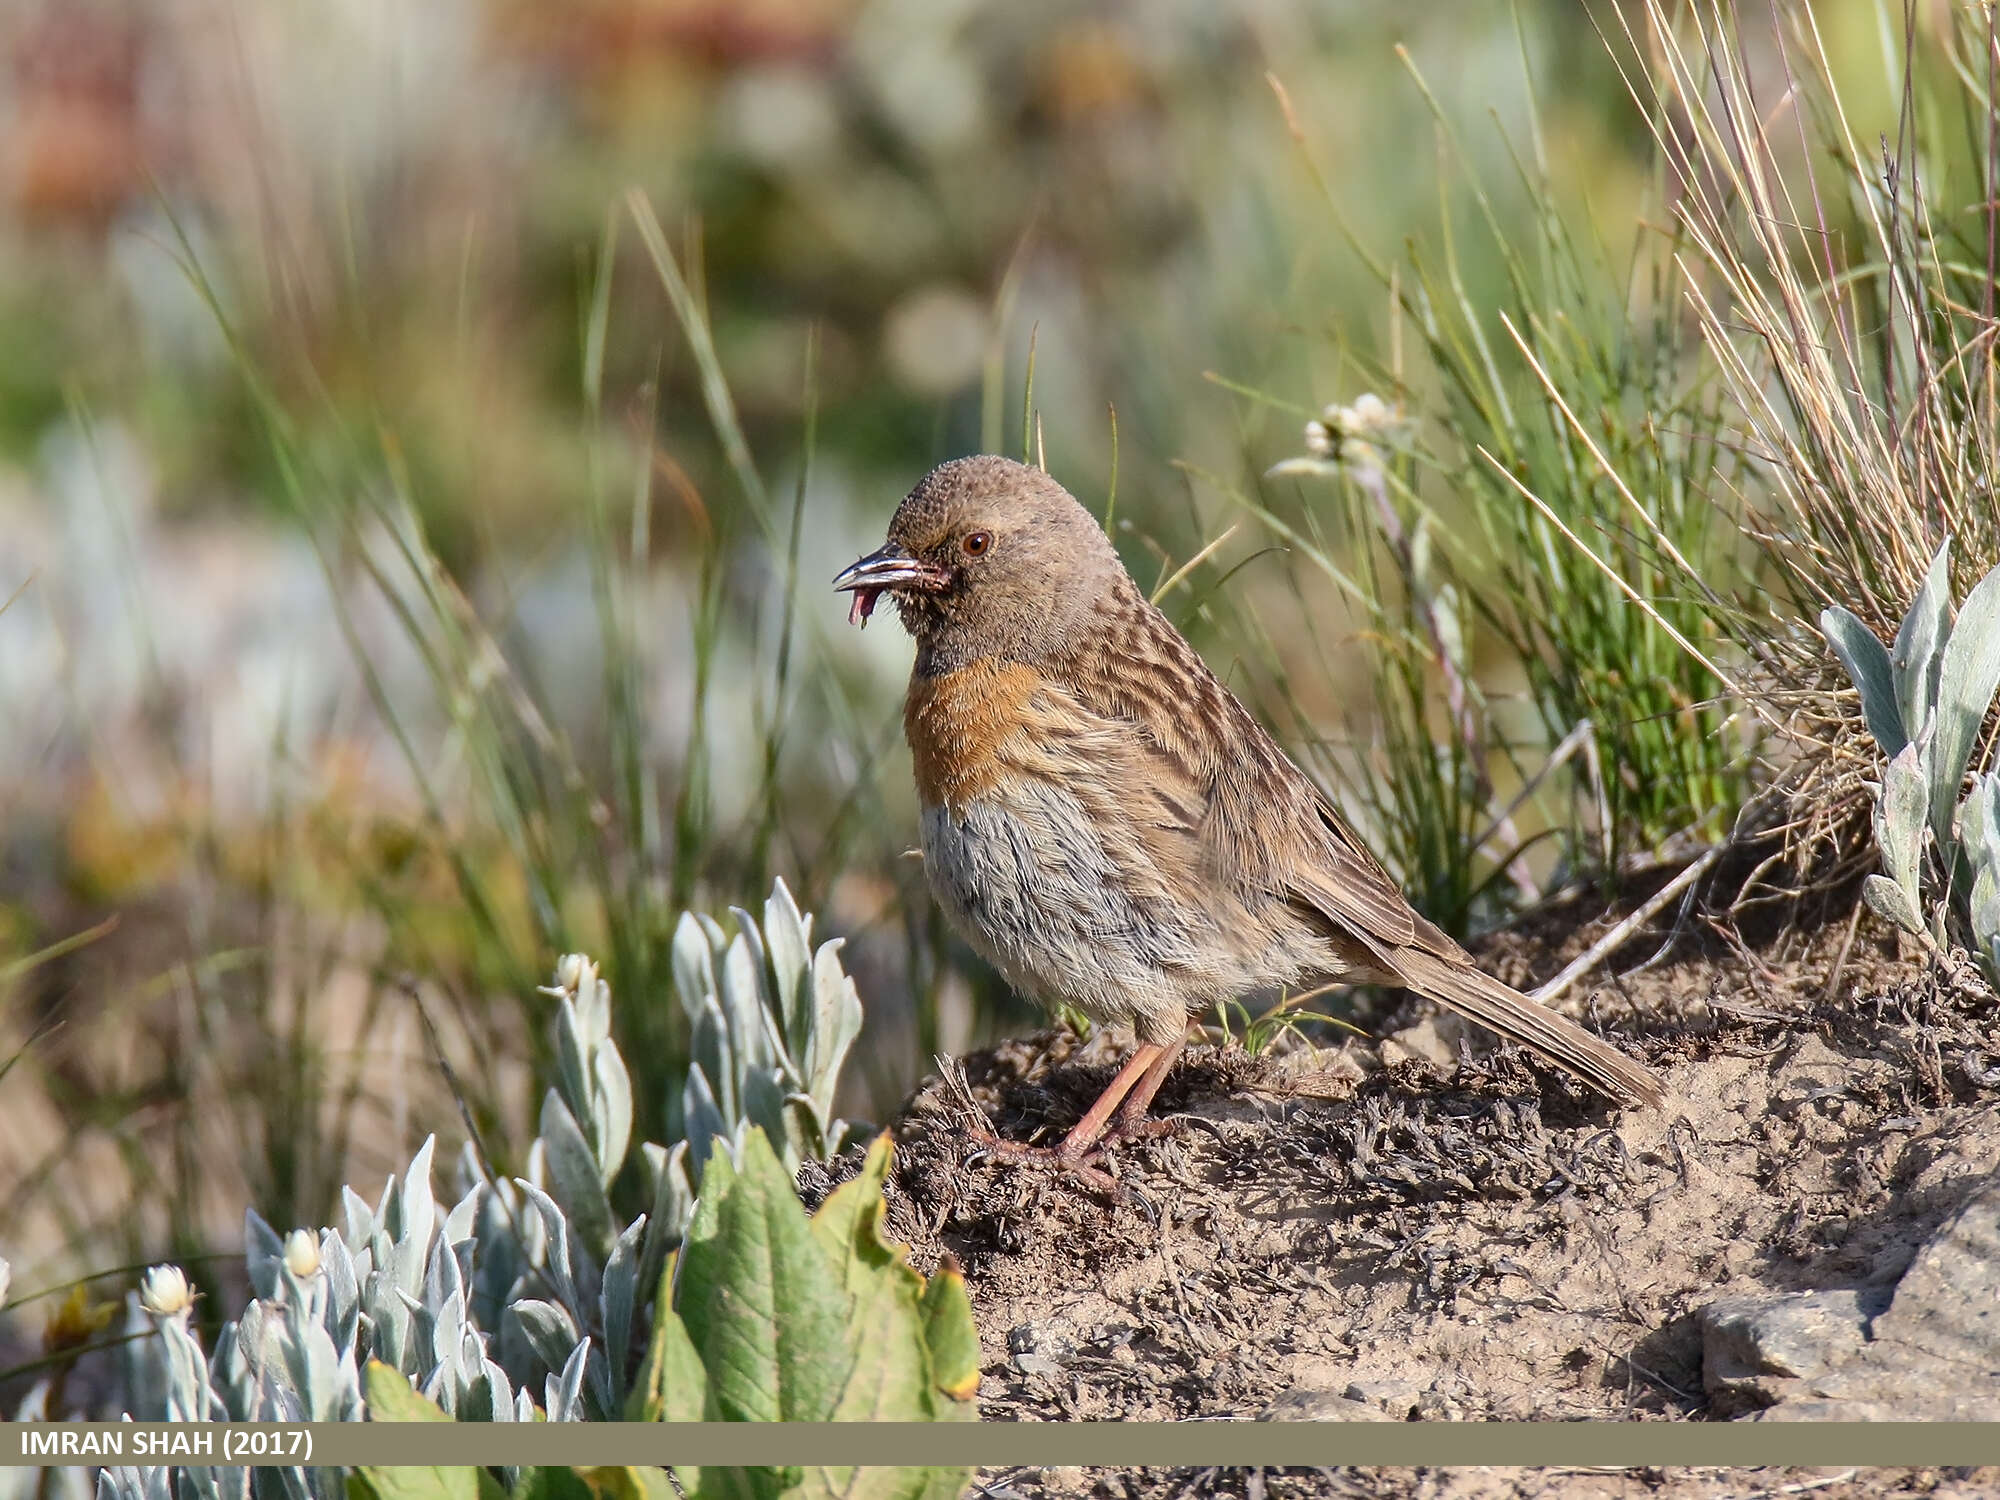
[362, 1269, 410, 1374]
[764, 879, 814, 1057]
[514, 1179, 601, 1322]
[278, 1309, 349, 1422]
[155, 1312, 215, 1423]
[465, 1176, 527, 1338]
[523, 1137, 547, 1193]
[807, 939, 864, 1108]
[339, 1186, 376, 1256]
[424, 1220, 466, 1310]
[600, 1215, 647, 1409]
[1961, 772, 2000, 982]
[683, 1062, 729, 1176]
[546, 1337, 593, 1422]
[672, 911, 718, 1027]
[1863, 874, 1926, 935]
[442, 1181, 480, 1247]
[1929, 561, 2000, 849]
[590, 1036, 633, 1184]
[721, 929, 773, 1075]
[571, 959, 613, 1050]
[321, 1231, 360, 1360]
[729, 906, 770, 1003]
[509, 1297, 583, 1376]
[539, 1089, 617, 1264]
[691, 997, 733, 1122]
[1892, 537, 1953, 739]
[385, 1137, 437, 1262]
[1875, 743, 1930, 915]
[1822, 605, 1906, 756]
[421, 1357, 455, 1415]
[555, 997, 594, 1135]
[742, 1066, 793, 1165]
[117, 1299, 166, 1421]
[636, 1140, 693, 1305]
[465, 1357, 515, 1423]
[245, 1211, 285, 1302]
[783, 1093, 828, 1166]
[209, 1319, 254, 1421]
[1959, 771, 2000, 864]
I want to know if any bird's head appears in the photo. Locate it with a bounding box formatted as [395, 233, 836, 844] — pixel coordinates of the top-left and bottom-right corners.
[835, 455, 1124, 672]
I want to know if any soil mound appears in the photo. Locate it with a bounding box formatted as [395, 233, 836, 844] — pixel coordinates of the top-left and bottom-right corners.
[801, 894, 2000, 1498]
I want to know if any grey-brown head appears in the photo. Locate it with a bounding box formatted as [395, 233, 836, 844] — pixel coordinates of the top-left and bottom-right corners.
[835, 455, 1125, 673]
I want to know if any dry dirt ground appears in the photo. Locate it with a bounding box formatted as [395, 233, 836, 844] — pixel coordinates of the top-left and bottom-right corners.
[802, 884, 2000, 1500]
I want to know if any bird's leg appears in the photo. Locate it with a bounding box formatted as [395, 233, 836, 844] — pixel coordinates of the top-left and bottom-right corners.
[964, 1041, 1163, 1195]
[1052, 1041, 1165, 1159]
[1099, 1032, 1188, 1145]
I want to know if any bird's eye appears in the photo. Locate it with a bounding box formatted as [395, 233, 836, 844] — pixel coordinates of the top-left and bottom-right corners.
[961, 531, 992, 557]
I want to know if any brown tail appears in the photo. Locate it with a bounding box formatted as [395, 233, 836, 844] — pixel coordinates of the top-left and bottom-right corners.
[1388, 946, 1665, 1109]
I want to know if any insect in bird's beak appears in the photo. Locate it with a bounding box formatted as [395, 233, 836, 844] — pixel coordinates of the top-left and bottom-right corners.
[833, 545, 951, 627]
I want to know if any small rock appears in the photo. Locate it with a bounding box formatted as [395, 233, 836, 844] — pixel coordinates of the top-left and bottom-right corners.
[1344, 1379, 1421, 1416]
[1707, 1177, 2000, 1421]
[1379, 1017, 1465, 1069]
[1259, 1388, 1396, 1422]
[1871, 1178, 2000, 1368]
[1698, 1288, 1879, 1409]
[1008, 1321, 1073, 1377]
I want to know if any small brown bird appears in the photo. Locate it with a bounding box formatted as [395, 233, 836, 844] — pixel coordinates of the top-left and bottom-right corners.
[836, 455, 1662, 1172]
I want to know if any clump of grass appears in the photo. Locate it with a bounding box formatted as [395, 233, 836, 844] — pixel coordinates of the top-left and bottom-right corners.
[1209, 34, 1756, 937]
[1401, 47, 1748, 872]
[1611, 0, 2000, 870]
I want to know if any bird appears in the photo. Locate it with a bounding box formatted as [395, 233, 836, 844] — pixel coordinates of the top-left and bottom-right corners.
[835, 454, 1663, 1177]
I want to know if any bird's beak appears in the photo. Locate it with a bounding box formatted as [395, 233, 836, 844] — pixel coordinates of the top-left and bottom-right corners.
[833, 545, 950, 627]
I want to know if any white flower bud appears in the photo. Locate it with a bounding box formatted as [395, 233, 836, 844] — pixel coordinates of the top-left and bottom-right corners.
[540, 952, 597, 998]
[139, 1265, 193, 1320]
[283, 1229, 321, 1279]
[1349, 391, 1390, 429]
[0, 1257, 11, 1308]
[1303, 419, 1332, 457]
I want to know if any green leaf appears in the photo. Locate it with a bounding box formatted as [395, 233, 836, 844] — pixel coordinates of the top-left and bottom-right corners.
[675, 1128, 849, 1424]
[792, 1469, 973, 1500]
[646, 1128, 974, 1500]
[1930, 563, 2000, 851]
[357, 1363, 476, 1500]
[808, 1135, 900, 1296]
[576, 1469, 678, 1500]
[919, 1260, 981, 1406]
[808, 1134, 976, 1424]
[1822, 606, 1906, 756]
[627, 1254, 709, 1423]
[364, 1358, 452, 1422]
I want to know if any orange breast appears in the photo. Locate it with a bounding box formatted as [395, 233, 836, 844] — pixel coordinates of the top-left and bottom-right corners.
[903, 658, 1044, 810]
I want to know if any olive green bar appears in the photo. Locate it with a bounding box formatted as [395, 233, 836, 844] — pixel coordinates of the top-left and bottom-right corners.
[6, 1422, 2000, 1468]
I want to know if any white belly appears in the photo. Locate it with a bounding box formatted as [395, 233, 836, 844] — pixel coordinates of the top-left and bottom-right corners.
[918, 789, 1214, 1042]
